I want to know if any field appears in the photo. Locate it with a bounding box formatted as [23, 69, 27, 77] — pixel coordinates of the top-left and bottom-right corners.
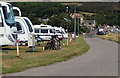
[2, 35, 89, 74]
[96, 33, 120, 43]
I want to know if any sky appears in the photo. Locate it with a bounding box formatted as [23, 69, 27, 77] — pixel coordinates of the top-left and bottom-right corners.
[2, 0, 120, 2]
[60, 0, 119, 1]
[103, 0, 119, 2]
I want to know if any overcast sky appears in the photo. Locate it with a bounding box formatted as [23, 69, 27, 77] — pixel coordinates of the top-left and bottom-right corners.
[51, 0, 119, 2]
[3, 0, 120, 2]
[103, 0, 119, 2]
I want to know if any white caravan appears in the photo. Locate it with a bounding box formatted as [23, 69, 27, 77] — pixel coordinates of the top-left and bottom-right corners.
[15, 17, 34, 45]
[53, 27, 63, 40]
[53, 26, 69, 40]
[61, 28, 68, 39]
[13, 7, 35, 45]
[0, 2, 17, 45]
[34, 24, 55, 41]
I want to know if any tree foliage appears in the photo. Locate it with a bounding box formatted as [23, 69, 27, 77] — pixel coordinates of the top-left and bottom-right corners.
[10, 2, 119, 32]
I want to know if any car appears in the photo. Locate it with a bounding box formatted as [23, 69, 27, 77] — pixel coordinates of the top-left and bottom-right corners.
[96, 31, 106, 35]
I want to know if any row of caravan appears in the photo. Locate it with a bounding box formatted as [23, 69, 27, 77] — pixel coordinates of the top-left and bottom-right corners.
[34, 24, 68, 41]
[0, 2, 68, 46]
[15, 8, 68, 44]
[16, 16, 68, 43]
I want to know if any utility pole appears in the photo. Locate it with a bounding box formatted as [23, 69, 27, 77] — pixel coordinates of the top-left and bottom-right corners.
[66, 6, 69, 46]
[78, 15, 79, 37]
[74, 5, 76, 42]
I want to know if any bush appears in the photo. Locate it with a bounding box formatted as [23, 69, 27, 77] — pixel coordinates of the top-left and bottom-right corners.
[80, 26, 90, 33]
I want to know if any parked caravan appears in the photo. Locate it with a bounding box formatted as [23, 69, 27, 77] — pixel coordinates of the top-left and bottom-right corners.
[15, 17, 35, 45]
[0, 2, 17, 45]
[61, 28, 68, 39]
[53, 27, 64, 40]
[13, 7, 35, 45]
[33, 24, 55, 41]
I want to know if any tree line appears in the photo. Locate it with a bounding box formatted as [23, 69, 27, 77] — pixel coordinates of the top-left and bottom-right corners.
[11, 2, 119, 32]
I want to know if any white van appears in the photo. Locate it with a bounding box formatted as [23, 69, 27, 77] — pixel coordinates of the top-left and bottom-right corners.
[33, 24, 55, 41]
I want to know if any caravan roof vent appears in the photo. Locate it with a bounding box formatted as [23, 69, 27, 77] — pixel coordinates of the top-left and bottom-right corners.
[40, 24, 45, 25]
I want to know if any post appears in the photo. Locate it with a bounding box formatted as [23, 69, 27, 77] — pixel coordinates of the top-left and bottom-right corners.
[16, 40, 19, 58]
[74, 5, 76, 42]
[78, 15, 79, 37]
[66, 6, 69, 46]
[0, 46, 1, 52]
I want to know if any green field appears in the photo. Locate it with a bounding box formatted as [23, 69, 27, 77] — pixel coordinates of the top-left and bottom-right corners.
[2, 35, 89, 74]
[96, 33, 120, 43]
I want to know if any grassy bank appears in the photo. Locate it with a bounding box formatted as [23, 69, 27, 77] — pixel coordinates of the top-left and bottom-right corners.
[2, 35, 89, 74]
[96, 33, 120, 43]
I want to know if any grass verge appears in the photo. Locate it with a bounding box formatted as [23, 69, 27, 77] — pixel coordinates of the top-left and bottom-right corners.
[96, 33, 120, 43]
[2, 35, 89, 74]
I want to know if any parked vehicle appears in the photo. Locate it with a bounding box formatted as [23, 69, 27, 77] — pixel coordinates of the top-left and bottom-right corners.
[53, 27, 64, 40]
[61, 28, 68, 39]
[97, 28, 106, 35]
[13, 7, 21, 17]
[96, 31, 106, 35]
[13, 7, 35, 45]
[33, 24, 55, 41]
[15, 17, 35, 45]
[0, 2, 17, 46]
[111, 28, 119, 33]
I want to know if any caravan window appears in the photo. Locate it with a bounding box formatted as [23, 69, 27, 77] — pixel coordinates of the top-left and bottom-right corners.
[35, 29, 39, 33]
[0, 11, 3, 27]
[50, 29, 55, 33]
[61, 30, 64, 34]
[56, 30, 61, 33]
[41, 29, 48, 33]
[2, 5, 16, 27]
[16, 22, 22, 31]
[24, 18, 33, 32]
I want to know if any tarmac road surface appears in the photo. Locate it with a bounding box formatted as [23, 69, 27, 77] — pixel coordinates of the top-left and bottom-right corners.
[4, 37, 118, 76]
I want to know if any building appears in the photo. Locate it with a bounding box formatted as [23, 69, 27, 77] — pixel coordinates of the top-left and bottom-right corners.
[82, 20, 96, 27]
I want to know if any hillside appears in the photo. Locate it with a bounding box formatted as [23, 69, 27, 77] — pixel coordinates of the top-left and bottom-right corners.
[10, 2, 119, 31]
[62, 2, 119, 12]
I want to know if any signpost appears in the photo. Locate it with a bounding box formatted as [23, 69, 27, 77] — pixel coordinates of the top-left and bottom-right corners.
[16, 40, 19, 58]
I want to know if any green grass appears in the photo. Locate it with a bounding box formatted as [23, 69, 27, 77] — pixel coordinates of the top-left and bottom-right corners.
[2, 35, 89, 74]
[96, 33, 120, 43]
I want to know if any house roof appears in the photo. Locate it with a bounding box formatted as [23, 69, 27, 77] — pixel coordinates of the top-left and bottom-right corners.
[70, 13, 84, 19]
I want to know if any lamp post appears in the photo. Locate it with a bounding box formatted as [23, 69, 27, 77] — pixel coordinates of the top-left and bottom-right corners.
[78, 15, 79, 37]
[74, 5, 76, 42]
[66, 6, 69, 46]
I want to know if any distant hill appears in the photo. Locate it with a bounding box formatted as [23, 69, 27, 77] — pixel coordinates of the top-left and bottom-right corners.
[62, 2, 119, 12]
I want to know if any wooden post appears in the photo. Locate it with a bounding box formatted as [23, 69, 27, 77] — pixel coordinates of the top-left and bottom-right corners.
[16, 40, 19, 58]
